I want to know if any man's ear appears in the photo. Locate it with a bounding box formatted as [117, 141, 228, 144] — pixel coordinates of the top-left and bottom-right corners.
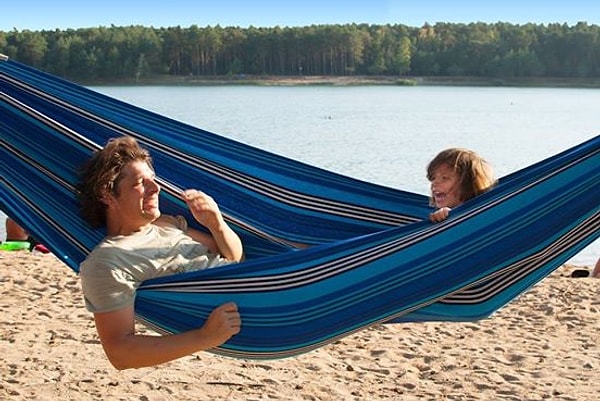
[99, 189, 115, 207]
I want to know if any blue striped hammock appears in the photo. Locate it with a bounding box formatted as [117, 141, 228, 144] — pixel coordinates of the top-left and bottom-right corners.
[1, 57, 599, 360]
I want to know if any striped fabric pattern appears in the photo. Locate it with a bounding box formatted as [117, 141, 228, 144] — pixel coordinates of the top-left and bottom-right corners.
[1, 58, 598, 359]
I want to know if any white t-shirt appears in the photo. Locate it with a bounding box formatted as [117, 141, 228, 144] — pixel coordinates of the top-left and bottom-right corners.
[80, 215, 230, 313]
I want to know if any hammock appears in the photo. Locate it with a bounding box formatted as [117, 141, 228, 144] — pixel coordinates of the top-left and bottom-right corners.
[1, 57, 599, 359]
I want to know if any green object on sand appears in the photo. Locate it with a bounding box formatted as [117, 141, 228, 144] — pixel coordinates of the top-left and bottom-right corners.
[0, 241, 31, 251]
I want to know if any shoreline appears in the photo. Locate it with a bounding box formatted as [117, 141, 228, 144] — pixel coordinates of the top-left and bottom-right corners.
[83, 75, 600, 88]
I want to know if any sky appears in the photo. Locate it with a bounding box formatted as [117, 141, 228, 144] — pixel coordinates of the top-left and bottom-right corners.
[2, 0, 600, 32]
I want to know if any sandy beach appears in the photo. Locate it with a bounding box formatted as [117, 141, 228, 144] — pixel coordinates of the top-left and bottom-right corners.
[1, 251, 598, 401]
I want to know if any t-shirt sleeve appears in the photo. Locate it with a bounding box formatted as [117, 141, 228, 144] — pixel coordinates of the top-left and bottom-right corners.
[155, 214, 188, 232]
[80, 257, 137, 313]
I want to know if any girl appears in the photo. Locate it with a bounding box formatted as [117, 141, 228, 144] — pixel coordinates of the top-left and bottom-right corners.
[427, 148, 497, 222]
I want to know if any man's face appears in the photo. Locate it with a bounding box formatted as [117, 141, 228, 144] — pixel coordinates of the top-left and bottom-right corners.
[108, 160, 161, 231]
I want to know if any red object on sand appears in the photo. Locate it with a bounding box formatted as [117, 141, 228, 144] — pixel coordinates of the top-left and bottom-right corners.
[33, 244, 50, 254]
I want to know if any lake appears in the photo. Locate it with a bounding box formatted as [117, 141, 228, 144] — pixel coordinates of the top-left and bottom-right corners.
[2, 84, 599, 265]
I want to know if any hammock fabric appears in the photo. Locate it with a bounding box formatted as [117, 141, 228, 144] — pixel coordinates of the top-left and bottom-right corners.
[1, 57, 599, 360]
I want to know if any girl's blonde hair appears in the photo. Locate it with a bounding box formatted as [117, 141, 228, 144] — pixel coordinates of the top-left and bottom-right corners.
[427, 148, 497, 206]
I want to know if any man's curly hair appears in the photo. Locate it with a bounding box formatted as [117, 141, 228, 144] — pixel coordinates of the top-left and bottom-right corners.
[78, 136, 152, 228]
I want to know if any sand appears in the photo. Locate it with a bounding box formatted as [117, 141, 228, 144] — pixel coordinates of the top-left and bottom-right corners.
[1, 251, 598, 401]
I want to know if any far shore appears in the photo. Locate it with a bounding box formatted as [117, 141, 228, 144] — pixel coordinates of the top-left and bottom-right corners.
[82, 74, 600, 88]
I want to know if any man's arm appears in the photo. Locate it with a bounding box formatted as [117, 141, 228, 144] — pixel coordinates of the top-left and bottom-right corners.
[94, 302, 241, 370]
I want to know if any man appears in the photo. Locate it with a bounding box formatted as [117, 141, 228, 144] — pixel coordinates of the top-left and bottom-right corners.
[5, 217, 29, 241]
[78, 136, 243, 370]
[592, 259, 600, 278]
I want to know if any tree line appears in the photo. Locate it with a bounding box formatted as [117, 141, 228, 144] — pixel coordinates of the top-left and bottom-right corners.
[1, 22, 599, 82]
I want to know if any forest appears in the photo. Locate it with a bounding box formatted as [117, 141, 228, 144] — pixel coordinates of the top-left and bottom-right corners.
[1, 22, 599, 83]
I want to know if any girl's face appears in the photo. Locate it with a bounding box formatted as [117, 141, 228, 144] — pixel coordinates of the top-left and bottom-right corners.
[429, 163, 462, 208]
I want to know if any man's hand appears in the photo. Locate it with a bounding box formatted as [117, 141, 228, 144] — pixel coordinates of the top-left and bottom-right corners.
[183, 189, 224, 231]
[199, 302, 242, 348]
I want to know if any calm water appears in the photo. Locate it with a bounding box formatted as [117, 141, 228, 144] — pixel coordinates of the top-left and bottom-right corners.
[2, 85, 599, 265]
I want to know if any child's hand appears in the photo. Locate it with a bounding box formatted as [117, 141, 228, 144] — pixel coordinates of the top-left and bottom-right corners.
[429, 207, 451, 223]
